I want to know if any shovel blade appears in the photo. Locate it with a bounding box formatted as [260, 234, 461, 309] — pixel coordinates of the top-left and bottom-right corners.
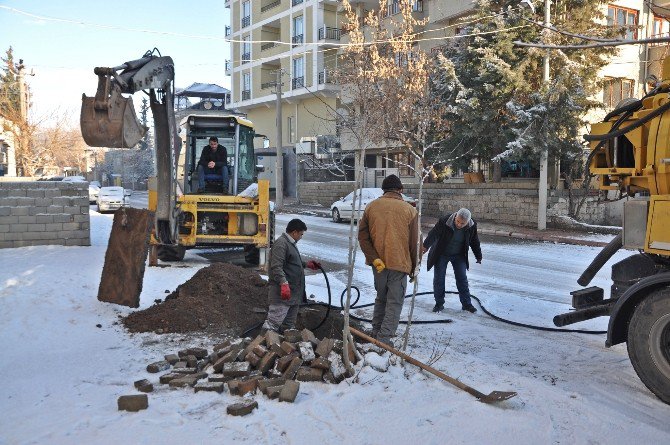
[81, 91, 147, 148]
[479, 391, 518, 403]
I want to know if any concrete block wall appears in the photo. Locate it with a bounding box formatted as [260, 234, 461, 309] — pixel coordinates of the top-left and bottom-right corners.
[298, 181, 357, 207]
[0, 181, 90, 248]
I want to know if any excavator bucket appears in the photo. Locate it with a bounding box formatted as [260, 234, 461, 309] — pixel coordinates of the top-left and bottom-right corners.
[80, 73, 147, 148]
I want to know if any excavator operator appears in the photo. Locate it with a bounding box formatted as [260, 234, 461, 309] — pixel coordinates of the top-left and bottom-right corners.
[197, 136, 228, 193]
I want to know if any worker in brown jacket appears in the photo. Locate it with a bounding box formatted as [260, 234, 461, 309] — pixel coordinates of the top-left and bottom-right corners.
[358, 174, 419, 346]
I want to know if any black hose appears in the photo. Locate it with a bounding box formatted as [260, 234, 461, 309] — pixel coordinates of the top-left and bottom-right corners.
[577, 232, 623, 286]
[584, 99, 670, 141]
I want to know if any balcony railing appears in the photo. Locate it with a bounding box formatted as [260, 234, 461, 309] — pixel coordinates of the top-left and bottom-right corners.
[413, 0, 423, 12]
[261, 81, 276, 90]
[242, 90, 251, 101]
[318, 26, 341, 41]
[261, 42, 277, 51]
[241, 52, 251, 64]
[318, 70, 335, 84]
[261, 0, 281, 13]
[225, 60, 232, 72]
[292, 0, 303, 5]
[292, 34, 303, 45]
[225, 26, 232, 36]
[291, 76, 304, 90]
[241, 16, 251, 28]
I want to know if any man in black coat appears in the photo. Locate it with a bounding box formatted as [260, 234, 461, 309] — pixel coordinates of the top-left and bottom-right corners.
[197, 136, 228, 193]
[422, 208, 482, 313]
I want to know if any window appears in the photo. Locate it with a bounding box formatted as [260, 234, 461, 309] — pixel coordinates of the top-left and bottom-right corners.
[242, 36, 251, 64]
[242, 1, 251, 28]
[242, 72, 251, 100]
[292, 57, 304, 89]
[603, 77, 635, 109]
[287, 116, 295, 143]
[390, 152, 412, 176]
[607, 5, 638, 39]
[293, 16, 304, 45]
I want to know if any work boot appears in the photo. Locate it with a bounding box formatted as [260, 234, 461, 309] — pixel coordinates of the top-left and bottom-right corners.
[432, 303, 444, 313]
[462, 304, 477, 313]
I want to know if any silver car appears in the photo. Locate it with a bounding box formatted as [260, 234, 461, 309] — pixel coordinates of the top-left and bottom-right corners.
[330, 188, 416, 222]
[96, 186, 130, 213]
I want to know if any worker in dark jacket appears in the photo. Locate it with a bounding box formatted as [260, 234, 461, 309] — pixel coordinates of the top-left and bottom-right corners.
[197, 136, 228, 193]
[422, 208, 482, 313]
[262, 218, 320, 333]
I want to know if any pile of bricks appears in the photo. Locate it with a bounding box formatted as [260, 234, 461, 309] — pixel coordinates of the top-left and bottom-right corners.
[118, 327, 364, 416]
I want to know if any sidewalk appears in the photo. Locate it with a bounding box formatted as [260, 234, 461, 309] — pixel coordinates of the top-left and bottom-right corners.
[278, 200, 617, 248]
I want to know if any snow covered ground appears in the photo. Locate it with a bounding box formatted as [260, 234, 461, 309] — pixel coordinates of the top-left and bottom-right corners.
[1, 210, 668, 445]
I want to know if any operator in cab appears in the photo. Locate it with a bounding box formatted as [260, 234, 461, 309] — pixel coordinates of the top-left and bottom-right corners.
[197, 136, 228, 193]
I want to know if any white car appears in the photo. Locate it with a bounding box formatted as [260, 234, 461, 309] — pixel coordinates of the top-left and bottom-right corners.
[330, 188, 417, 222]
[88, 184, 100, 203]
[62, 175, 87, 182]
[96, 186, 130, 213]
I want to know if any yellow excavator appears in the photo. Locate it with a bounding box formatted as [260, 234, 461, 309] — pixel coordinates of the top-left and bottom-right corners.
[81, 50, 273, 307]
[553, 58, 670, 404]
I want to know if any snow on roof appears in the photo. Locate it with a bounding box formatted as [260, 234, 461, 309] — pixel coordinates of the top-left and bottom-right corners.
[175, 82, 231, 99]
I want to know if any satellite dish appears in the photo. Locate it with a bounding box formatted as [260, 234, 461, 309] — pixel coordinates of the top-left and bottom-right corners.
[203, 100, 213, 110]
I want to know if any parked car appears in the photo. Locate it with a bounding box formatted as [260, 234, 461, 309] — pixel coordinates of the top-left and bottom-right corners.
[330, 188, 416, 223]
[62, 175, 87, 182]
[88, 184, 100, 203]
[96, 186, 130, 213]
[89, 180, 101, 188]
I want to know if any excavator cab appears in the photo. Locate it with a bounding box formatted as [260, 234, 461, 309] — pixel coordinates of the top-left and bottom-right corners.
[80, 69, 147, 148]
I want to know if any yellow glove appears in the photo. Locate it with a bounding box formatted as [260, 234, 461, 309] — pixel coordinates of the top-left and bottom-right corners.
[373, 258, 386, 273]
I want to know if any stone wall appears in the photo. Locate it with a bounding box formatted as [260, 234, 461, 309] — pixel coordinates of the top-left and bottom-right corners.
[0, 181, 90, 248]
[298, 180, 623, 227]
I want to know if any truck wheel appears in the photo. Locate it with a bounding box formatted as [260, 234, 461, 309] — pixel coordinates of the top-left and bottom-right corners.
[332, 208, 341, 223]
[157, 245, 186, 262]
[244, 245, 260, 265]
[627, 287, 670, 404]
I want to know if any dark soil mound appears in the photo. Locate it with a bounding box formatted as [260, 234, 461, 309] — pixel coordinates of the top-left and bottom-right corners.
[123, 262, 361, 338]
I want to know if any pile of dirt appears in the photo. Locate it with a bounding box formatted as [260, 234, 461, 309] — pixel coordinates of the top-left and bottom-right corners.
[123, 262, 360, 338]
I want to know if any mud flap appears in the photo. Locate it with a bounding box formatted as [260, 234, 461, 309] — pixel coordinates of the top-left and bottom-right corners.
[97, 208, 153, 308]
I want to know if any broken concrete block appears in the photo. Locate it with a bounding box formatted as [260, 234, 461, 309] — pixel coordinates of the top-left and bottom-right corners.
[298, 342, 316, 362]
[194, 382, 225, 393]
[227, 400, 258, 416]
[227, 379, 241, 395]
[164, 354, 180, 365]
[328, 351, 346, 382]
[252, 344, 268, 358]
[237, 379, 258, 395]
[134, 379, 154, 393]
[315, 338, 335, 357]
[279, 380, 300, 403]
[174, 361, 187, 368]
[245, 352, 262, 368]
[146, 360, 170, 373]
[277, 352, 299, 372]
[296, 367, 324, 382]
[265, 330, 281, 348]
[280, 341, 297, 356]
[270, 343, 287, 357]
[283, 329, 302, 343]
[213, 340, 231, 352]
[266, 385, 283, 399]
[187, 347, 208, 359]
[208, 374, 231, 383]
[186, 355, 197, 368]
[168, 373, 205, 388]
[310, 356, 331, 370]
[258, 351, 278, 374]
[242, 335, 265, 358]
[172, 367, 197, 374]
[258, 378, 286, 394]
[222, 362, 251, 378]
[118, 394, 148, 412]
[301, 328, 318, 346]
[213, 346, 243, 372]
[159, 373, 182, 384]
[282, 356, 304, 380]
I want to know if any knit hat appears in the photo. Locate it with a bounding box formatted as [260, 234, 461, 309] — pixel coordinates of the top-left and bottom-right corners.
[381, 174, 403, 191]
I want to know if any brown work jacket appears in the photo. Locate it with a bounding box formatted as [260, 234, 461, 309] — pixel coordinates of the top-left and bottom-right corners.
[358, 192, 419, 275]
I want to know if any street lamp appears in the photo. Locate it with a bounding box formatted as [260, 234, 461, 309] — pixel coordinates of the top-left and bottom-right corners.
[521, 0, 550, 230]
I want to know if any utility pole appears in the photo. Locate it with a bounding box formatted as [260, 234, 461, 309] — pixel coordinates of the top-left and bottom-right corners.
[537, 0, 550, 230]
[274, 69, 284, 209]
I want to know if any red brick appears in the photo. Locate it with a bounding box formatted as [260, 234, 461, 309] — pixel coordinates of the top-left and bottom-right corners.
[134, 379, 153, 393]
[194, 382, 224, 393]
[146, 360, 170, 373]
[277, 353, 298, 372]
[242, 335, 265, 358]
[187, 347, 208, 359]
[258, 351, 278, 374]
[296, 367, 323, 382]
[118, 394, 148, 412]
[252, 344, 268, 357]
[258, 378, 286, 394]
[246, 352, 261, 367]
[282, 357, 304, 380]
[310, 357, 331, 370]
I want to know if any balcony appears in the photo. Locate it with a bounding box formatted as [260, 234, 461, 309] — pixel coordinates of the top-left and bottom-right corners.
[242, 90, 251, 101]
[292, 76, 304, 90]
[261, 0, 281, 13]
[241, 16, 251, 28]
[261, 81, 276, 90]
[318, 69, 335, 84]
[225, 60, 232, 75]
[292, 34, 304, 46]
[261, 42, 277, 51]
[318, 26, 341, 41]
[225, 26, 232, 36]
[241, 52, 251, 64]
[292, 0, 303, 5]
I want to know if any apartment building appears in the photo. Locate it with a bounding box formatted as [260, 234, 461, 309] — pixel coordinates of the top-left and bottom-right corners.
[226, 0, 342, 155]
[226, 0, 670, 183]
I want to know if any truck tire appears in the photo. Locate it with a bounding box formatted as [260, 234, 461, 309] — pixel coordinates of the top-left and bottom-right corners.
[627, 287, 670, 404]
[157, 245, 186, 262]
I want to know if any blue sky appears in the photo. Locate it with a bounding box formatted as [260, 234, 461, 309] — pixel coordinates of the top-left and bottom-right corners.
[0, 0, 231, 124]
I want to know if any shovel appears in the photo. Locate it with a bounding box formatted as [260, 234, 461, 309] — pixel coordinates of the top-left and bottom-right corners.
[350, 327, 517, 404]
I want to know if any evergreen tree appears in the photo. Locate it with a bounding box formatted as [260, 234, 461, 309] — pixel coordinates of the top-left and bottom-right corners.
[432, 0, 619, 176]
[138, 97, 150, 150]
[0, 46, 20, 118]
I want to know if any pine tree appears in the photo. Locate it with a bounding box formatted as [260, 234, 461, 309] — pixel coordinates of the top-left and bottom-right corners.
[0, 46, 20, 119]
[138, 97, 150, 150]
